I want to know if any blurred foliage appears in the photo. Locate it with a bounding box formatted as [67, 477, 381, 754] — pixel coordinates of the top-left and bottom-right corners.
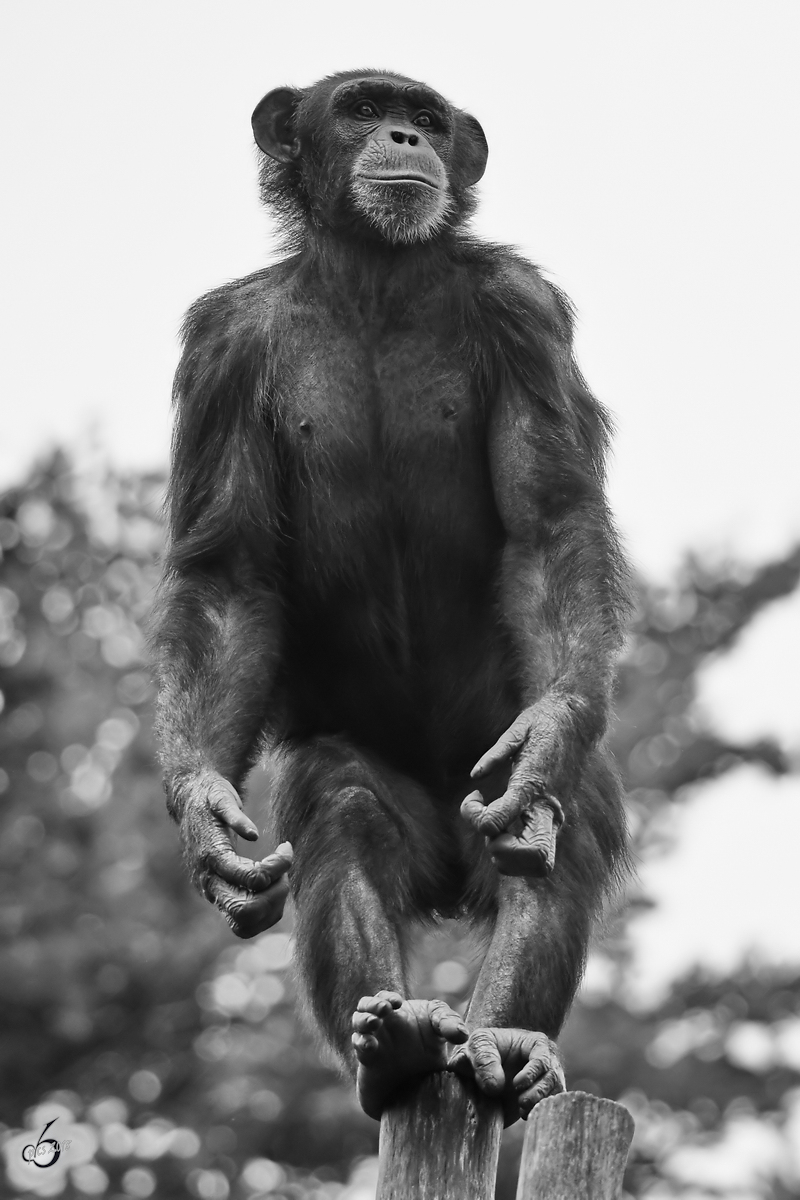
[0, 452, 798, 1199]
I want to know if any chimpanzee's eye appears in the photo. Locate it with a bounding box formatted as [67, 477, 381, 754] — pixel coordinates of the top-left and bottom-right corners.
[353, 101, 379, 120]
[414, 111, 434, 128]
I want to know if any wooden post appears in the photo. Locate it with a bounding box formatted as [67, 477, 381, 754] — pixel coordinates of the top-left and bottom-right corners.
[515, 1091, 634, 1200]
[376, 1072, 503, 1200]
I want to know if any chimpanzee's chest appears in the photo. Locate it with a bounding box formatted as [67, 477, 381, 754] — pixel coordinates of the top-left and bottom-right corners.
[276, 314, 492, 553]
[281, 324, 476, 459]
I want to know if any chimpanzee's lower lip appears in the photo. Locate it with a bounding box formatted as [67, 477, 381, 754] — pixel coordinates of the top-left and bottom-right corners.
[360, 174, 439, 189]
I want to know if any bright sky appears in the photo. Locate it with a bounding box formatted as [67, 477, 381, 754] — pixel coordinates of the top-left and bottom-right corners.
[2, 1, 799, 996]
[627, 767, 800, 1006]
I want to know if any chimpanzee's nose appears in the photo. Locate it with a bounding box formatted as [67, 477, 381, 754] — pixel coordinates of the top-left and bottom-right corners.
[390, 130, 419, 147]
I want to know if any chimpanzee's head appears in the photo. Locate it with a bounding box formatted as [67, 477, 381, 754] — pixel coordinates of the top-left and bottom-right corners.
[252, 70, 488, 246]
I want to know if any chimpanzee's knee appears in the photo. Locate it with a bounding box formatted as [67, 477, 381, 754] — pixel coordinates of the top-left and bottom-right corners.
[271, 739, 415, 897]
[271, 736, 452, 914]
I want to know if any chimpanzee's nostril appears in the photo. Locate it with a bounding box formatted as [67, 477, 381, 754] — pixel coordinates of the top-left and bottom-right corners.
[391, 131, 404, 144]
[408, 135, 418, 147]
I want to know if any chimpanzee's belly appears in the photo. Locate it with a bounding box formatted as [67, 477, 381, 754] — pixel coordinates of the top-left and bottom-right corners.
[273, 317, 520, 778]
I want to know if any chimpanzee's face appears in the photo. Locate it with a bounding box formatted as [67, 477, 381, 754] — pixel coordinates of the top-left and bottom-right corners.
[252, 72, 488, 245]
[328, 77, 454, 244]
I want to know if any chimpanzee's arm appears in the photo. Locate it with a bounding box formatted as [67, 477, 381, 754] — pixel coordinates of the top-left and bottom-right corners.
[153, 281, 292, 935]
[463, 312, 629, 872]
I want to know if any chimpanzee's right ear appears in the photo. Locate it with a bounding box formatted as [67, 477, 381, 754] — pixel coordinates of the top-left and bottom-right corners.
[252, 87, 304, 163]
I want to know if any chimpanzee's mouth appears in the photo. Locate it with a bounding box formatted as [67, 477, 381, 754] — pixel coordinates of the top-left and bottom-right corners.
[361, 174, 439, 189]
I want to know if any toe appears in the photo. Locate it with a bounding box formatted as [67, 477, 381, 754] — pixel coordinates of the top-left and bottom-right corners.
[518, 1066, 564, 1116]
[465, 1029, 506, 1096]
[511, 1038, 550, 1092]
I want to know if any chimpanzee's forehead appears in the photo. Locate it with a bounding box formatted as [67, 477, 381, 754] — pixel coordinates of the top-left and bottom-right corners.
[331, 77, 449, 113]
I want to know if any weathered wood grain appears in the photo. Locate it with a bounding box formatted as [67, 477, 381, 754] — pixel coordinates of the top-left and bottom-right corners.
[376, 1072, 503, 1200]
[515, 1091, 634, 1199]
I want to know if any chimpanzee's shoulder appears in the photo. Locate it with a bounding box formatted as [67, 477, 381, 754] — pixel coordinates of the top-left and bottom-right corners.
[180, 260, 298, 347]
[455, 238, 574, 341]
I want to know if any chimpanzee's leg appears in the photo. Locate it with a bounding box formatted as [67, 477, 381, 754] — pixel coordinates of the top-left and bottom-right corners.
[455, 750, 629, 1120]
[271, 736, 469, 1116]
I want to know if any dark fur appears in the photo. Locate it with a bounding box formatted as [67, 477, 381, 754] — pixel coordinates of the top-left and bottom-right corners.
[154, 70, 630, 1069]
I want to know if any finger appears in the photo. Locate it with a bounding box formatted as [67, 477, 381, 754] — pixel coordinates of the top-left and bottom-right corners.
[471, 792, 525, 837]
[356, 992, 402, 1015]
[460, 793, 489, 830]
[234, 879, 290, 938]
[258, 842, 295, 879]
[212, 848, 280, 890]
[471, 719, 529, 778]
[489, 801, 559, 875]
[447, 1046, 471, 1076]
[208, 781, 260, 841]
[213, 842, 294, 890]
[225, 810, 260, 841]
[351, 1032, 378, 1054]
[352, 1011, 380, 1034]
[429, 1001, 469, 1044]
[206, 875, 290, 938]
[488, 831, 551, 877]
[518, 1067, 565, 1115]
[512, 1051, 548, 1093]
[465, 1030, 505, 1096]
[373, 990, 403, 1007]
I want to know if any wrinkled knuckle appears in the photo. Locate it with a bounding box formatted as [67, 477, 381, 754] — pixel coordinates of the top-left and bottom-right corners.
[469, 1033, 497, 1060]
[517, 778, 544, 808]
[222, 892, 246, 917]
[209, 839, 232, 863]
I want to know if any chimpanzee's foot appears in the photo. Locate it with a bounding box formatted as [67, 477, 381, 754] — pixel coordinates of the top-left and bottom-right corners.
[449, 1027, 565, 1125]
[352, 990, 469, 1119]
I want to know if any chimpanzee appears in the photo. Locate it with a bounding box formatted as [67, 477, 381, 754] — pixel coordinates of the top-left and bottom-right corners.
[153, 69, 630, 1124]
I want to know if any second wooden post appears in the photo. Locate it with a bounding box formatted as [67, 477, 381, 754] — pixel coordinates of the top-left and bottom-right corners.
[516, 1091, 634, 1200]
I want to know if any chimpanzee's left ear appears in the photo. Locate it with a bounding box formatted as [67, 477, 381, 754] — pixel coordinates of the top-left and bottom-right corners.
[252, 87, 304, 163]
[451, 111, 488, 187]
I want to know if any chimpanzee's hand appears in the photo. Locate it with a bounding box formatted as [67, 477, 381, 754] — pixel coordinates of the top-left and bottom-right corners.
[460, 707, 564, 876]
[177, 772, 293, 938]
